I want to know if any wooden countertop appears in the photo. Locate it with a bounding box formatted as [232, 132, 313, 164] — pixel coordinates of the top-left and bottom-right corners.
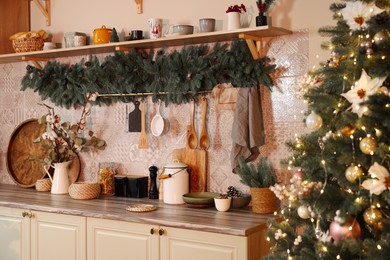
[0, 184, 275, 236]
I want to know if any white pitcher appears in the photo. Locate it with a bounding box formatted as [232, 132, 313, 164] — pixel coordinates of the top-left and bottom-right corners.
[44, 161, 72, 194]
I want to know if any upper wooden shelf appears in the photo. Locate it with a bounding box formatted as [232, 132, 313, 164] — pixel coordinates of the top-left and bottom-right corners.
[0, 26, 291, 64]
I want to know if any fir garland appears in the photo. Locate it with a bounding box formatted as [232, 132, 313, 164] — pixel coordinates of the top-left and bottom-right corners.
[21, 40, 276, 108]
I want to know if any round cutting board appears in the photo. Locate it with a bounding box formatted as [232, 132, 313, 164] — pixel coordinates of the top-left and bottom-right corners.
[6, 119, 80, 187]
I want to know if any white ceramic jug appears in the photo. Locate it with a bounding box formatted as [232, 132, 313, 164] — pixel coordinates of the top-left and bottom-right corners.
[44, 161, 71, 194]
[162, 161, 189, 204]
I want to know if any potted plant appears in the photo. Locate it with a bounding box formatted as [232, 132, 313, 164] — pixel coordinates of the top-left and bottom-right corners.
[236, 156, 278, 213]
[32, 92, 106, 194]
[226, 4, 247, 30]
[256, 0, 276, 26]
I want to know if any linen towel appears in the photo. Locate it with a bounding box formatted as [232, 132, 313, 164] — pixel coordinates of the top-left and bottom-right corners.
[231, 86, 264, 171]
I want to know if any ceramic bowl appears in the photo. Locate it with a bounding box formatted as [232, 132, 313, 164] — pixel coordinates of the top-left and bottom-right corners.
[182, 192, 220, 206]
[231, 194, 251, 209]
[172, 25, 194, 35]
[214, 197, 232, 212]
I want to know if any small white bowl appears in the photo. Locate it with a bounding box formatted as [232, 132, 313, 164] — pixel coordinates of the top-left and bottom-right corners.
[214, 197, 232, 212]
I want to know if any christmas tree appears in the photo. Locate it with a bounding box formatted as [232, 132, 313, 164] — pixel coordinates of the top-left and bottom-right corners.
[266, 0, 390, 259]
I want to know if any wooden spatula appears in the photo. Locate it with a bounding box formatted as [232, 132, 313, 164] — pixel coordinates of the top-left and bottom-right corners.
[138, 100, 149, 149]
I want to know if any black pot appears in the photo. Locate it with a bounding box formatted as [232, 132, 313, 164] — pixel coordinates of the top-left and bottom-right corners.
[256, 13, 267, 27]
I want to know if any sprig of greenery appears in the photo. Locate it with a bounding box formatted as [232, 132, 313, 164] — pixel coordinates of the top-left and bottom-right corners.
[236, 156, 277, 188]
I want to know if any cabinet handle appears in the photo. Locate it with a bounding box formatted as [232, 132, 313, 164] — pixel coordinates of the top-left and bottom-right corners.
[22, 211, 33, 218]
[158, 228, 165, 236]
[150, 228, 155, 235]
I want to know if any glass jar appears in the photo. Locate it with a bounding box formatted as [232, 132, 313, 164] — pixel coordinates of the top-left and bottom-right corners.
[97, 162, 116, 195]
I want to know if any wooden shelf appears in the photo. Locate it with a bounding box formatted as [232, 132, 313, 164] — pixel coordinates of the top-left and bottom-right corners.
[0, 26, 291, 64]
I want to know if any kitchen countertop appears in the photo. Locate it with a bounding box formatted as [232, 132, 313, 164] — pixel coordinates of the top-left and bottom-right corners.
[0, 183, 276, 237]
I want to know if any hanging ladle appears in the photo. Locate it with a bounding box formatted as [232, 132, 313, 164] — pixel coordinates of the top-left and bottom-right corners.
[199, 97, 210, 150]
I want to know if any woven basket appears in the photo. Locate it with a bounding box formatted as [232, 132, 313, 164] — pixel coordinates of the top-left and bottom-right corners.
[68, 182, 101, 200]
[12, 37, 44, 53]
[35, 178, 52, 192]
[250, 187, 278, 213]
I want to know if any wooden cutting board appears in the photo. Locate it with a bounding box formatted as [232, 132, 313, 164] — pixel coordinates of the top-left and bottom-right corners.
[172, 147, 207, 192]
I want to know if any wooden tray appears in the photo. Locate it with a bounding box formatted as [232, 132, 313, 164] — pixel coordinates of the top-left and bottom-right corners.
[6, 119, 80, 187]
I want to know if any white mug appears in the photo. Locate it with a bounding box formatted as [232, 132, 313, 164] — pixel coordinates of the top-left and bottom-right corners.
[148, 18, 163, 39]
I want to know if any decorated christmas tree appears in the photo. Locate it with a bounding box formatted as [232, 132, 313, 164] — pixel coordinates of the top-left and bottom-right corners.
[265, 0, 390, 259]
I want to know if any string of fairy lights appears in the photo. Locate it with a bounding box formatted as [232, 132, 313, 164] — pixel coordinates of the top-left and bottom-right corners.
[266, 5, 390, 259]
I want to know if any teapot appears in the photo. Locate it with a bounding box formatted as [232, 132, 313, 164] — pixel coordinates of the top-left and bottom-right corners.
[93, 25, 112, 44]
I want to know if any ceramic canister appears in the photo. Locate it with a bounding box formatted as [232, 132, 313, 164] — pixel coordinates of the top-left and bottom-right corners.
[162, 161, 189, 204]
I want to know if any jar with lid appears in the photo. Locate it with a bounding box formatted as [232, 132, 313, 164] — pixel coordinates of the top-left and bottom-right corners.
[97, 162, 116, 195]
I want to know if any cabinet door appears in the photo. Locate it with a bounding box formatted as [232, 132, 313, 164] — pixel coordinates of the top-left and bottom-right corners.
[160, 226, 248, 260]
[0, 207, 30, 260]
[30, 211, 86, 260]
[87, 217, 159, 260]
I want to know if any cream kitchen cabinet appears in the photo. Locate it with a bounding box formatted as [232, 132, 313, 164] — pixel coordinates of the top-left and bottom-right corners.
[0, 206, 86, 260]
[87, 217, 266, 260]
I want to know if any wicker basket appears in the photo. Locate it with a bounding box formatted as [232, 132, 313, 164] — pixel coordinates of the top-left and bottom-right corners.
[35, 178, 52, 192]
[250, 187, 278, 213]
[68, 182, 101, 200]
[12, 37, 44, 53]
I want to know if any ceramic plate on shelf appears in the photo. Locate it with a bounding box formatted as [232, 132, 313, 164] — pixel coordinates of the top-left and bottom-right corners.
[182, 192, 220, 206]
[6, 119, 81, 187]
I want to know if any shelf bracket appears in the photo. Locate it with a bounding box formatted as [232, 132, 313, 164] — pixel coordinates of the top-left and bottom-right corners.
[22, 56, 49, 70]
[134, 0, 143, 14]
[115, 46, 132, 53]
[33, 0, 51, 26]
[239, 33, 263, 60]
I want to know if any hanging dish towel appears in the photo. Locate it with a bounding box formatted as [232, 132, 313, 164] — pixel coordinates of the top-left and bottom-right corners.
[211, 83, 238, 110]
[231, 86, 264, 171]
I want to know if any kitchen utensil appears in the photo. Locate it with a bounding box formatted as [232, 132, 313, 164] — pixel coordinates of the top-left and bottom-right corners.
[161, 161, 189, 204]
[128, 101, 141, 132]
[93, 25, 112, 44]
[138, 100, 149, 149]
[231, 194, 252, 208]
[6, 119, 47, 187]
[199, 97, 210, 150]
[214, 197, 232, 212]
[182, 192, 220, 205]
[172, 146, 207, 193]
[147, 18, 163, 39]
[44, 161, 72, 194]
[187, 99, 198, 149]
[150, 100, 165, 136]
[199, 18, 216, 32]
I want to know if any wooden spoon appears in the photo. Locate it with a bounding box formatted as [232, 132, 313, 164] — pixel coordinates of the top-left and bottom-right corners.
[138, 100, 149, 149]
[199, 97, 210, 150]
[187, 99, 198, 149]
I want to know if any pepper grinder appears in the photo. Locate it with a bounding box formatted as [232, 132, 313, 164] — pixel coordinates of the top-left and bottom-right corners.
[149, 165, 159, 199]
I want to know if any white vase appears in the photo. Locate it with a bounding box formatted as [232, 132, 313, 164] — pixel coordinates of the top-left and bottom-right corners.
[44, 161, 72, 194]
[227, 12, 241, 30]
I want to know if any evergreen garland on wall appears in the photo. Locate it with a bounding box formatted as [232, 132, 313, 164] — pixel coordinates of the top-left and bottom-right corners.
[21, 40, 276, 108]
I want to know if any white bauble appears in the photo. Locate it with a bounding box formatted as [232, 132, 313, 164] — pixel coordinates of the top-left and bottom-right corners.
[306, 111, 323, 131]
[297, 205, 310, 219]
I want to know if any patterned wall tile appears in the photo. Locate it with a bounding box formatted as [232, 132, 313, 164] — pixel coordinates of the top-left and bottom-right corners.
[0, 31, 309, 193]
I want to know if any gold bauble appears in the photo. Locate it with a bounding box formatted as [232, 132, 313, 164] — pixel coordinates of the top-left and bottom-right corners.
[340, 124, 356, 137]
[345, 165, 363, 183]
[359, 136, 377, 155]
[363, 207, 383, 226]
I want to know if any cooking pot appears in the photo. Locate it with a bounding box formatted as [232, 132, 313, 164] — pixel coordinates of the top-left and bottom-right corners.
[162, 160, 189, 204]
[93, 25, 112, 44]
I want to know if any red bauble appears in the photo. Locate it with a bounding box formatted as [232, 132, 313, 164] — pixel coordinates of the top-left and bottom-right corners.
[329, 218, 361, 242]
[293, 168, 303, 179]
